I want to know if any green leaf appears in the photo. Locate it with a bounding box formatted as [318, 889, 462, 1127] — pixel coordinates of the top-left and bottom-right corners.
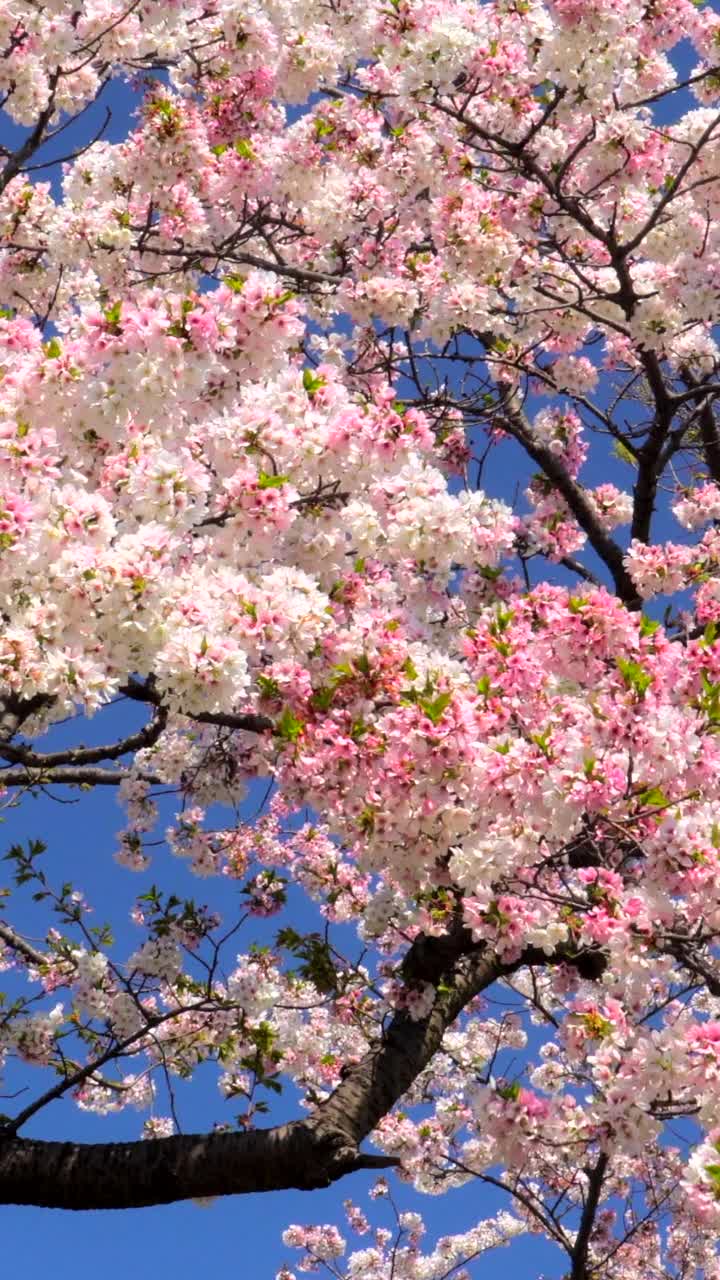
[354, 653, 372, 678]
[234, 138, 255, 160]
[302, 368, 326, 396]
[698, 672, 720, 725]
[43, 337, 62, 359]
[613, 440, 638, 468]
[103, 301, 122, 332]
[278, 931, 338, 993]
[332, 661, 354, 679]
[639, 615, 660, 638]
[276, 707, 304, 742]
[531, 728, 553, 758]
[637, 785, 669, 809]
[251, 1021, 277, 1055]
[419, 691, 452, 725]
[314, 117, 335, 139]
[582, 1012, 613, 1040]
[616, 657, 652, 697]
[492, 607, 514, 634]
[310, 684, 335, 712]
[257, 471, 288, 489]
[223, 275, 246, 292]
[257, 674, 280, 699]
[358, 807, 375, 835]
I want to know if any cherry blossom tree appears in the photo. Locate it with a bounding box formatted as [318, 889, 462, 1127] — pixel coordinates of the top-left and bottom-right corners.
[5, 0, 720, 1275]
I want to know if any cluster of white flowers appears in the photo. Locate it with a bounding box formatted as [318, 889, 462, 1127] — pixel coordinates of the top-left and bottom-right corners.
[128, 939, 183, 984]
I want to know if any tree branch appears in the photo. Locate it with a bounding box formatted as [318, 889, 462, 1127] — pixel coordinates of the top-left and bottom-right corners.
[0, 932, 604, 1209]
[0, 766, 161, 788]
[0, 921, 45, 967]
[498, 393, 641, 607]
[681, 367, 720, 484]
[120, 679, 273, 735]
[0, 708, 168, 770]
[570, 1151, 609, 1280]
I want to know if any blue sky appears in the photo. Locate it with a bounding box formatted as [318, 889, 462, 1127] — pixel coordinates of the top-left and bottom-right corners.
[0, 19, 717, 1280]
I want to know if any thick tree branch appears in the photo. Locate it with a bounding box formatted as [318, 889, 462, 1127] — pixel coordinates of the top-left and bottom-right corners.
[0, 75, 59, 195]
[120, 679, 273, 735]
[0, 921, 45, 967]
[0, 708, 168, 770]
[0, 1121, 397, 1210]
[605, 257, 675, 546]
[0, 931, 604, 1209]
[0, 766, 162, 788]
[498, 394, 641, 607]
[570, 1151, 609, 1280]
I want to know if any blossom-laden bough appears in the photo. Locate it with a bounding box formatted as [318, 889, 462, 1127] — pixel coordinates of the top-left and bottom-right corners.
[4, 1, 720, 1277]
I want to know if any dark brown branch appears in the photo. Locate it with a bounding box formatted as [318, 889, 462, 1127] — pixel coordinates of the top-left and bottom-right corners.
[498, 393, 641, 607]
[621, 64, 720, 111]
[119, 679, 273, 735]
[191, 709, 274, 733]
[0, 708, 168, 770]
[0, 74, 59, 195]
[604, 257, 675, 547]
[0, 1121, 396, 1210]
[22, 106, 112, 173]
[617, 110, 720, 259]
[127, 243, 341, 287]
[0, 933, 604, 1209]
[557, 556, 602, 587]
[570, 1151, 609, 1280]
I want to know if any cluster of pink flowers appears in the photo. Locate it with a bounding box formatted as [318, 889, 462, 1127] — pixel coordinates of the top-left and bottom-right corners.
[5, 0, 720, 1273]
